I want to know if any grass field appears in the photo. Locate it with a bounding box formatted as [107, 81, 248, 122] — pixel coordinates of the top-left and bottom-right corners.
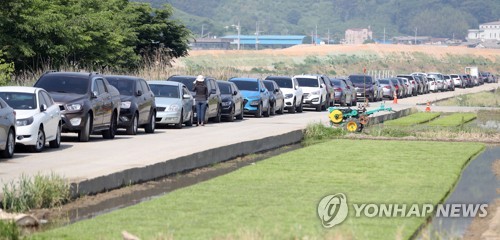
[31, 140, 484, 240]
[427, 113, 477, 127]
[436, 88, 500, 108]
[384, 112, 441, 126]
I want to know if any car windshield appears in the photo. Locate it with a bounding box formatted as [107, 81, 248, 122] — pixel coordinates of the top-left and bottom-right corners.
[168, 77, 195, 90]
[296, 77, 319, 87]
[331, 79, 341, 86]
[269, 78, 292, 88]
[349, 76, 372, 84]
[232, 81, 259, 91]
[390, 79, 399, 85]
[149, 84, 179, 98]
[106, 78, 135, 96]
[263, 82, 275, 91]
[0, 92, 36, 110]
[218, 83, 232, 94]
[35, 75, 89, 94]
[443, 75, 450, 79]
[379, 79, 390, 84]
[427, 74, 442, 80]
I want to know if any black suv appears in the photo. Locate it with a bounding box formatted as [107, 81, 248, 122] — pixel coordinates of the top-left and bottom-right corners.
[167, 75, 222, 123]
[348, 74, 379, 102]
[34, 72, 121, 142]
[106, 75, 156, 135]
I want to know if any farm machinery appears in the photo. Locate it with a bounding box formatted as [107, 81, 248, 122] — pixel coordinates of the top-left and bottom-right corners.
[328, 103, 393, 132]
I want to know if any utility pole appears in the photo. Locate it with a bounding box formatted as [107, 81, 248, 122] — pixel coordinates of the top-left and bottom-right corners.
[315, 25, 318, 45]
[237, 21, 241, 50]
[255, 21, 259, 50]
[414, 27, 417, 45]
[201, 24, 205, 38]
[383, 27, 386, 43]
[327, 29, 330, 45]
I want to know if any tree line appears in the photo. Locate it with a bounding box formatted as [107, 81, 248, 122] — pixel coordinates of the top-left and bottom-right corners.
[0, 0, 192, 75]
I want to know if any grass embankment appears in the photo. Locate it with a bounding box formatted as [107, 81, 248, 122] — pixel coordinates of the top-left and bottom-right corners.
[436, 88, 500, 108]
[32, 140, 484, 240]
[427, 113, 477, 127]
[384, 112, 441, 126]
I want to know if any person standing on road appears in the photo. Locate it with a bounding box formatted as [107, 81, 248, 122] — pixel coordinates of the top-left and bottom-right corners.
[193, 75, 208, 126]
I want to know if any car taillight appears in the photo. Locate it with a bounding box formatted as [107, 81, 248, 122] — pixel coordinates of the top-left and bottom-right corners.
[384, 86, 390, 89]
[335, 88, 342, 91]
[412, 81, 416, 84]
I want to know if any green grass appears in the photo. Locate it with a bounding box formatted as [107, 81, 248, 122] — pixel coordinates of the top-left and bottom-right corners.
[427, 113, 477, 127]
[31, 140, 484, 240]
[384, 112, 441, 126]
[303, 122, 346, 145]
[436, 88, 500, 108]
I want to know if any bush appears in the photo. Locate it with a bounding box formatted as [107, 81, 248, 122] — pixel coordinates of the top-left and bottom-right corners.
[0, 52, 14, 86]
[0, 220, 20, 240]
[2, 172, 70, 213]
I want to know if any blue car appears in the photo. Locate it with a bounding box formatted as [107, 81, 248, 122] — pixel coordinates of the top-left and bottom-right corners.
[228, 78, 271, 118]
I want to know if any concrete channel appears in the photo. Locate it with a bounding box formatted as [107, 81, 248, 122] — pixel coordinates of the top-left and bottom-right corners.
[0, 82, 498, 200]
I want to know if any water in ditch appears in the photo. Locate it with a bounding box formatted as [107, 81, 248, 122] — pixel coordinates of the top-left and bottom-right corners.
[419, 145, 500, 239]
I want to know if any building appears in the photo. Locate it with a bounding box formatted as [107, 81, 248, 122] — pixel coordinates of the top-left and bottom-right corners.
[220, 35, 306, 49]
[190, 38, 232, 50]
[344, 28, 373, 44]
[392, 36, 431, 45]
[467, 21, 500, 41]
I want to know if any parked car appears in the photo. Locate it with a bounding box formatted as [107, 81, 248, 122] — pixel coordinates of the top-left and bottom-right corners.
[263, 80, 285, 115]
[0, 97, 15, 158]
[449, 74, 464, 88]
[414, 75, 429, 94]
[314, 74, 335, 107]
[0, 87, 61, 152]
[148, 81, 194, 128]
[377, 79, 396, 99]
[229, 78, 271, 118]
[443, 75, 455, 91]
[330, 78, 352, 106]
[427, 73, 445, 92]
[294, 74, 329, 111]
[216, 80, 244, 121]
[341, 78, 357, 106]
[265, 76, 303, 113]
[167, 75, 222, 123]
[397, 75, 420, 95]
[389, 78, 404, 98]
[348, 74, 379, 102]
[480, 72, 494, 83]
[106, 75, 156, 135]
[34, 72, 121, 142]
[427, 76, 439, 92]
[395, 78, 408, 98]
[398, 77, 413, 97]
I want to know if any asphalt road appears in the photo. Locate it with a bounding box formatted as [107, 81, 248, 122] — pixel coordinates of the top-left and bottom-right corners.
[0, 82, 498, 195]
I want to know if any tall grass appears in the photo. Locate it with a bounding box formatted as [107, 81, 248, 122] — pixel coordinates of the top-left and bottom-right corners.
[0, 220, 20, 240]
[303, 122, 346, 145]
[2, 172, 70, 213]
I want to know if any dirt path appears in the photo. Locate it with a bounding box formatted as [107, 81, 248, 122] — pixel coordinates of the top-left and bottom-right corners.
[464, 159, 500, 240]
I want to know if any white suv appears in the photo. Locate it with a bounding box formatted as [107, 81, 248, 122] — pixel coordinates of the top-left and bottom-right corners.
[265, 76, 303, 113]
[293, 75, 328, 111]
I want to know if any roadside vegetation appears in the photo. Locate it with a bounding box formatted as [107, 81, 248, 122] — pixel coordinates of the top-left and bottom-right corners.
[303, 122, 346, 145]
[427, 113, 477, 127]
[383, 112, 441, 126]
[436, 88, 500, 108]
[0, 220, 20, 240]
[2, 172, 70, 213]
[30, 140, 484, 240]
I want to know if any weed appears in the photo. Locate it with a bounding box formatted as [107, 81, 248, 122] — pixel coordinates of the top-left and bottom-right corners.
[0, 220, 20, 240]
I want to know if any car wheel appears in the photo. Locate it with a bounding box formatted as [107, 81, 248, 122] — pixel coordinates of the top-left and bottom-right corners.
[49, 123, 61, 148]
[236, 103, 244, 120]
[316, 98, 322, 111]
[126, 113, 139, 135]
[289, 99, 296, 114]
[297, 98, 304, 113]
[175, 110, 183, 129]
[255, 103, 263, 118]
[144, 110, 156, 133]
[270, 102, 275, 116]
[278, 101, 284, 114]
[102, 111, 117, 139]
[185, 110, 193, 126]
[30, 127, 46, 153]
[213, 106, 222, 123]
[227, 105, 235, 122]
[1, 129, 14, 158]
[263, 102, 270, 117]
[78, 114, 91, 142]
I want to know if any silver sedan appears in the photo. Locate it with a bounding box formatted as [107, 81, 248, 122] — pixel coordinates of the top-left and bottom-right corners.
[148, 81, 194, 129]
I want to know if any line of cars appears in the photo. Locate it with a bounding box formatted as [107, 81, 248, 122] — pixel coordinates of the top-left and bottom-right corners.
[0, 70, 496, 160]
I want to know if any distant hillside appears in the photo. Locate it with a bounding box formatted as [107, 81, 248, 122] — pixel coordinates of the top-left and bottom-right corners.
[138, 0, 500, 41]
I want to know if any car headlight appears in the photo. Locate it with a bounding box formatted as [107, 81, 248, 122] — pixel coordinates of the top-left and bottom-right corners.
[285, 93, 293, 99]
[65, 103, 83, 112]
[16, 117, 34, 126]
[121, 101, 131, 109]
[250, 100, 259, 106]
[165, 104, 180, 112]
[310, 90, 320, 95]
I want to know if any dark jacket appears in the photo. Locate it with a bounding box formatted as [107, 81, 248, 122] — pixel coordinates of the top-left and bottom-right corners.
[193, 82, 208, 101]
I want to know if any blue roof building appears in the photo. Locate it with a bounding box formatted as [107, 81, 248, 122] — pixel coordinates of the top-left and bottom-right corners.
[221, 35, 307, 49]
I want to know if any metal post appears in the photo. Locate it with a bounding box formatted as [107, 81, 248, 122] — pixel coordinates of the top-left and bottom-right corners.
[237, 21, 241, 50]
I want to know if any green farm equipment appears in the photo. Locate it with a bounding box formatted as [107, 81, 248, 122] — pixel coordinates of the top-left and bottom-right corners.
[328, 103, 393, 132]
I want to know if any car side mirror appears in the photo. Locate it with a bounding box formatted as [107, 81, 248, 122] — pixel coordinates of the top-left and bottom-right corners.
[40, 104, 47, 112]
[136, 90, 143, 96]
[91, 91, 99, 98]
[260, 88, 265, 92]
[183, 94, 191, 99]
[274, 89, 279, 93]
[233, 90, 238, 96]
